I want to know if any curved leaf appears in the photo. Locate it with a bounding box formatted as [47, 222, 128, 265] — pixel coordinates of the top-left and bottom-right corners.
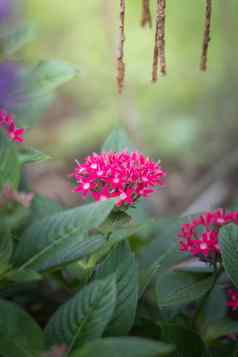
[45, 275, 116, 350]
[30, 194, 63, 221]
[0, 299, 44, 357]
[219, 224, 238, 288]
[71, 337, 174, 357]
[96, 242, 138, 336]
[14, 199, 115, 271]
[139, 259, 161, 299]
[156, 271, 213, 308]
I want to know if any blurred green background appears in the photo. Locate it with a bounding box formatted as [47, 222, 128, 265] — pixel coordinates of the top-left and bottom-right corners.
[21, 0, 238, 212]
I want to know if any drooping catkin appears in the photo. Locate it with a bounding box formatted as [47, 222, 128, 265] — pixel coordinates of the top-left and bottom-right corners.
[141, 0, 152, 28]
[116, 0, 126, 94]
[152, 0, 166, 82]
[200, 0, 212, 71]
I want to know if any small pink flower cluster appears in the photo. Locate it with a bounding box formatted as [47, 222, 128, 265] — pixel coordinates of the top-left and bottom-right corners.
[227, 289, 238, 311]
[0, 109, 25, 143]
[178, 209, 238, 259]
[71, 150, 166, 207]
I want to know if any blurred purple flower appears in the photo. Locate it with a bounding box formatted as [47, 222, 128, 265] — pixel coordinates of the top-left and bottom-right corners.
[0, 61, 22, 110]
[0, 0, 12, 23]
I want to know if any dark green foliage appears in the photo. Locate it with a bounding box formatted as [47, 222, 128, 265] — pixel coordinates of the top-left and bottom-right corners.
[0, 299, 44, 356]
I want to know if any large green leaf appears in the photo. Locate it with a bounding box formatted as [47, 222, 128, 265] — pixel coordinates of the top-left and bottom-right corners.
[219, 224, 238, 288]
[29, 194, 63, 221]
[0, 299, 44, 357]
[102, 128, 134, 152]
[71, 337, 174, 357]
[138, 216, 188, 273]
[109, 223, 149, 245]
[138, 258, 161, 299]
[156, 271, 213, 308]
[96, 242, 138, 336]
[0, 135, 20, 191]
[45, 275, 116, 350]
[154, 243, 188, 279]
[13, 199, 115, 271]
[198, 286, 227, 324]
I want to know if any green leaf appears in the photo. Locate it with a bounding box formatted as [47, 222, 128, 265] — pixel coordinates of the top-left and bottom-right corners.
[109, 223, 149, 245]
[138, 216, 187, 273]
[15, 232, 106, 273]
[25, 60, 78, 98]
[30, 194, 63, 221]
[0, 135, 20, 191]
[160, 323, 206, 357]
[156, 271, 213, 308]
[6, 270, 42, 283]
[139, 259, 161, 299]
[198, 286, 227, 325]
[0, 299, 44, 357]
[102, 128, 134, 152]
[96, 242, 138, 336]
[14, 199, 115, 271]
[19, 147, 50, 165]
[71, 337, 174, 357]
[45, 275, 116, 350]
[3, 24, 36, 55]
[155, 243, 188, 279]
[219, 224, 238, 288]
[173, 258, 214, 274]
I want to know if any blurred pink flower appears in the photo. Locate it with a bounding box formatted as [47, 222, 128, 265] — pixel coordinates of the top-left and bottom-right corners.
[178, 208, 238, 260]
[71, 150, 166, 207]
[0, 184, 34, 208]
[0, 109, 25, 142]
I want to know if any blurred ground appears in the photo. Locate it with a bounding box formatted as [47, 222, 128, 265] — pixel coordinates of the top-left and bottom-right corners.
[19, 0, 238, 215]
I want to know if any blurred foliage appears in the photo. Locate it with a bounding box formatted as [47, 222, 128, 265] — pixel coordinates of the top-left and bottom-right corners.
[23, 1, 238, 166]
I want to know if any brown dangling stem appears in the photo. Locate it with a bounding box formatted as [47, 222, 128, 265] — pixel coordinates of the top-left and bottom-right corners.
[117, 0, 126, 94]
[200, 0, 212, 71]
[152, 0, 166, 82]
[141, 0, 152, 28]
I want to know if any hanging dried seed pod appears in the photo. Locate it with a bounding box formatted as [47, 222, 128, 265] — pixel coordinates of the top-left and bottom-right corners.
[200, 0, 212, 71]
[116, 0, 126, 94]
[152, 9, 159, 82]
[141, 0, 152, 28]
[152, 0, 166, 82]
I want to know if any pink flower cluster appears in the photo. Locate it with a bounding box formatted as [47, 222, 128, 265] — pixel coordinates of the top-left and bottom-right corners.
[227, 289, 238, 311]
[178, 209, 238, 259]
[71, 150, 166, 207]
[0, 109, 25, 143]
